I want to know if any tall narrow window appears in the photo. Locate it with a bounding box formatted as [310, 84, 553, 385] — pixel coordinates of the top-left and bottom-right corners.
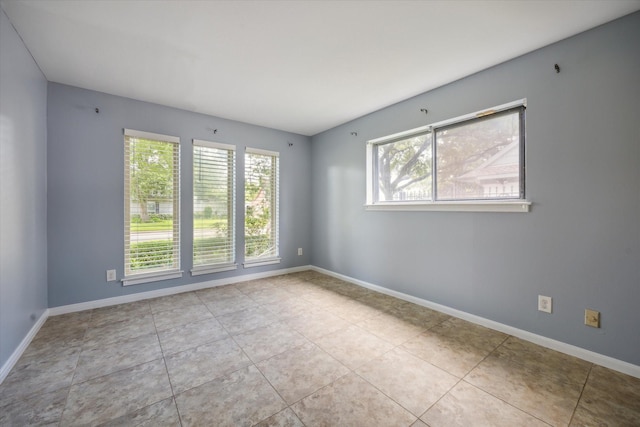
[244, 148, 280, 266]
[124, 129, 181, 285]
[192, 140, 236, 275]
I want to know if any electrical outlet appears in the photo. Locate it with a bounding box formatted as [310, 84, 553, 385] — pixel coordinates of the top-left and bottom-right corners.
[106, 269, 117, 282]
[538, 295, 552, 313]
[298, 248, 303, 256]
[585, 309, 600, 328]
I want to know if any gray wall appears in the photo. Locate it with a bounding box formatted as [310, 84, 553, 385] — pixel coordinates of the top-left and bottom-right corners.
[47, 83, 312, 307]
[310, 12, 640, 365]
[0, 9, 48, 368]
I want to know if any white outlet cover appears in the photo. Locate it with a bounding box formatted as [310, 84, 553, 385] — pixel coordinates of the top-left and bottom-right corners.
[106, 269, 117, 282]
[538, 295, 552, 313]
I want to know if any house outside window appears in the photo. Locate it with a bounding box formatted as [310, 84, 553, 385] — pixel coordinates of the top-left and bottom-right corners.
[366, 100, 529, 212]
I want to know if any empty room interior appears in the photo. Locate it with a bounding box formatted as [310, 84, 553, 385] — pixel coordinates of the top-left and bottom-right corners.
[1, 1, 640, 426]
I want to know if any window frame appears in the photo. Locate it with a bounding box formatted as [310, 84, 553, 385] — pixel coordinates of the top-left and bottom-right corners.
[243, 147, 281, 268]
[191, 139, 238, 276]
[123, 129, 182, 286]
[365, 99, 530, 213]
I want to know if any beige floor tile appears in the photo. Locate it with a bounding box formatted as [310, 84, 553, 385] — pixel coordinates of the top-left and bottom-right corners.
[0, 346, 80, 403]
[204, 294, 259, 316]
[248, 287, 297, 305]
[301, 288, 353, 309]
[466, 351, 584, 426]
[164, 337, 252, 394]
[195, 284, 243, 303]
[570, 365, 640, 426]
[263, 297, 319, 320]
[411, 420, 429, 427]
[233, 321, 310, 363]
[39, 311, 92, 335]
[60, 359, 172, 426]
[234, 279, 277, 294]
[284, 309, 351, 340]
[89, 300, 151, 328]
[386, 302, 450, 330]
[0, 387, 69, 426]
[158, 317, 228, 355]
[257, 342, 349, 404]
[357, 347, 459, 416]
[357, 292, 408, 311]
[324, 298, 386, 323]
[254, 407, 304, 427]
[176, 365, 286, 427]
[82, 313, 156, 348]
[292, 373, 417, 426]
[422, 381, 549, 427]
[402, 318, 507, 377]
[73, 332, 162, 383]
[21, 328, 85, 360]
[99, 397, 180, 426]
[152, 303, 214, 331]
[493, 337, 591, 385]
[314, 325, 394, 370]
[358, 311, 427, 345]
[100, 397, 180, 427]
[217, 305, 281, 335]
[148, 292, 202, 314]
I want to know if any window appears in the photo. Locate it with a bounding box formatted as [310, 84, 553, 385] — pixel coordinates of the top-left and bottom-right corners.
[366, 100, 529, 212]
[244, 148, 280, 267]
[192, 140, 237, 275]
[124, 129, 181, 285]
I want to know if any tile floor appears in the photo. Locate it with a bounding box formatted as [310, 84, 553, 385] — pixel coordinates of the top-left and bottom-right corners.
[1, 271, 639, 426]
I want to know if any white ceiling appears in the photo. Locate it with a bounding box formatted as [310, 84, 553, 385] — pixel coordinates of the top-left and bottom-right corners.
[2, 1, 639, 136]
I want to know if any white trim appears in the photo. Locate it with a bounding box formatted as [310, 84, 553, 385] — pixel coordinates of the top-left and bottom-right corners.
[193, 139, 236, 151]
[122, 270, 183, 286]
[243, 257, 282, 268]
[124, 128, 179, 144]
[191, 263, 238, 276]
[0, 309, 49, 384]
[365, 200, 531, 213]
[49, 265, 311, 316]
[245, 147, 279, 157]
[310, 265, 640, 379]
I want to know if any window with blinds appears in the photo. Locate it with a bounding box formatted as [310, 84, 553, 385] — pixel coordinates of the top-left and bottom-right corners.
[192, 140, 237, 275]
[124, 129, 181, 285]
[244, 148, 280, 266]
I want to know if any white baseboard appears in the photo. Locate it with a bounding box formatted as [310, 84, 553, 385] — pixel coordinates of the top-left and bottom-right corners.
[0, 309, 49, 384]
[48, 265, 311, 316]
[311, 265, 640, 379]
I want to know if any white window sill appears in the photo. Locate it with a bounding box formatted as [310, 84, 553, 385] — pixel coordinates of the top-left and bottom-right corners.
[122, 270, 183, 286]
[191, 263, 238, 276]
[243, 257, 281, 268]
[364, 200, 531, 213]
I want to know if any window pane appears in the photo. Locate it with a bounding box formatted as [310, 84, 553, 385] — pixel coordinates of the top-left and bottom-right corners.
[435, 110, 521, 200]
[244, 151, 279, 260]
[376, 133, 432, 202]
[124, 134, 180, 276]
[193, 144, 235, 267]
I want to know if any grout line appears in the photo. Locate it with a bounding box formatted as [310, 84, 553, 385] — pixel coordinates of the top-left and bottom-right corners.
[568, 363, 593, 426]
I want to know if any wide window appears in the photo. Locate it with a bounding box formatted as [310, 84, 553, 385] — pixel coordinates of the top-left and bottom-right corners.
[244, 148, 280, 266]
[366, 100, 529, 212]
[124, 129, 181, 285]
[192, 140, 237, 275]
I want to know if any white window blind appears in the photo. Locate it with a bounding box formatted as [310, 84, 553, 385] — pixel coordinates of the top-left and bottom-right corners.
[192, 140, 237, 274]
[124, 129, 181, 282]
[244, 148, 280, 265]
